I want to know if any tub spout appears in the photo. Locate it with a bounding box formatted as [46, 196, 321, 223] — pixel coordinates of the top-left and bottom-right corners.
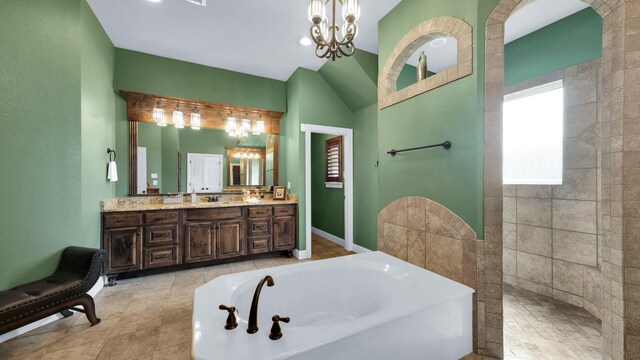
[247, 275, 275, 334]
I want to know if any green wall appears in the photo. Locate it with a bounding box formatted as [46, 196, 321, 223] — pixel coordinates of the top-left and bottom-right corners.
[378, 0, 494, 236]
[353, 104, 379, 250]
[505, 8, 602, 86]
[114, 49, 287, 196]
[317, 50, 379, 112]
[0, 0, 115, 290]
[283, 68, 355, 250]
[80, 1, 116, 256]
[311, 134, 345, 239]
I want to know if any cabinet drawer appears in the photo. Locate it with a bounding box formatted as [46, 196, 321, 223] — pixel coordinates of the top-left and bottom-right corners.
[145, 211, 179, 225]
[104, 213, 143, 228]
[248, 219, 272, 236]
[249, 236, 272, 254]
[248, 207, 272, 218]
[273, 206, 295, 217]
[144, 245, 180, 268]
[186, 207, 243, 221]
[145, 225, 179, 247]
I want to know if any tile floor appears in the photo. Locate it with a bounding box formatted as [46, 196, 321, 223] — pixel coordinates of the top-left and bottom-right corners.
[503, 283, 602, 360]
[0, 235, 353, 360]
[3, 240, 600, 360]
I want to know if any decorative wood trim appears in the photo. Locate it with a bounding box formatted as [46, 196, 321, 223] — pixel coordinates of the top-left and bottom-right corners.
[128, 121, 138, 196]
[271, 135, 279, 187]
[120, 91, 283, 135]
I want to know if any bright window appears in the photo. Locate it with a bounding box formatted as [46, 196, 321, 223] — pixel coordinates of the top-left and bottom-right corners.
[503, 80, 564, 185]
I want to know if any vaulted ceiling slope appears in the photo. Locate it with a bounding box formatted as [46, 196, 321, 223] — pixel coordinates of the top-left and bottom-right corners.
[86, 0, 401, 81]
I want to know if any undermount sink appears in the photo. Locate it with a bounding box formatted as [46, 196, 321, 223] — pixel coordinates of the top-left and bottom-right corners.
[243, 198, 261, 204]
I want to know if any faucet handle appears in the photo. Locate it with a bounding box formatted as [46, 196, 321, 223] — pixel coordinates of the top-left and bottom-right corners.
[269, 315, 290, 340]
[219, 304, 238, 330]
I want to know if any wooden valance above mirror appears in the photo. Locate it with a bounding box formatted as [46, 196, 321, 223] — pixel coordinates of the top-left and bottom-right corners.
[121, 91, 284, 134]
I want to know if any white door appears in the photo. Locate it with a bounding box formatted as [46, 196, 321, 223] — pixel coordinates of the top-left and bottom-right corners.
[187, 153, 222, 193]
[137, 147, 147, 194]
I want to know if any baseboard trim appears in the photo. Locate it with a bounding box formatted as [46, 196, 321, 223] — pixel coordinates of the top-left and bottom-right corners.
[352, 244, 373, 254]
[293, 249, 310, 260]
[311, 227, 346, 247]
[0, 275, 106, 344]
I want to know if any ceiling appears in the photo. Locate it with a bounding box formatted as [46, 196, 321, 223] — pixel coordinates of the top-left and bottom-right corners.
[87, 0, 401, 81]
[505, 0, 590, 43]
[87, 0, 592, 82]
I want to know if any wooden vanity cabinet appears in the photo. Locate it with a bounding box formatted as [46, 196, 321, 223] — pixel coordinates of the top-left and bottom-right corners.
[103, 226, 143, 273]
[102, 213, 144, 273]
[102, 204, 296, 276]
[143, 211, 181, 268]
[273, 206, 296, 251]
[184, 222, 216, 263]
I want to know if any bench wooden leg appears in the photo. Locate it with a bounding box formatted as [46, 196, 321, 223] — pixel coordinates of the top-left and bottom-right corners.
[75, 294, 101, 326]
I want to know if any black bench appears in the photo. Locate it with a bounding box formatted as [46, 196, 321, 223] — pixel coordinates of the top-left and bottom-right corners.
[0, 246, 107, 335]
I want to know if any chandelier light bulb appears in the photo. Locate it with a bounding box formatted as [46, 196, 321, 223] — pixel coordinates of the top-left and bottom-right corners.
[342, 0, 361, 23]
[308, 0, 325, 24]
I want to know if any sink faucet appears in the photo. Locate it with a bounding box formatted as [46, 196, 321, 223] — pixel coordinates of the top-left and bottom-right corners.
[247, 275, 274, 334]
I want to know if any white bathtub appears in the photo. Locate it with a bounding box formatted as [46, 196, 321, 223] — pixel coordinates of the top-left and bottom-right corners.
[192, 251, 474, 360]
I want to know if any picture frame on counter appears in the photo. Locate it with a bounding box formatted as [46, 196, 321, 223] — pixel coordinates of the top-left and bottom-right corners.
[273, 186, 287, 200]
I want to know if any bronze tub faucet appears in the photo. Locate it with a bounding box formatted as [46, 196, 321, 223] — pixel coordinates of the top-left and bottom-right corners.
[247, 275, 275, 334]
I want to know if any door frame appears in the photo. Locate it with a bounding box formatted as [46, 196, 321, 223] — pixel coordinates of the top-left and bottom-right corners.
[299, 124, 354, 258]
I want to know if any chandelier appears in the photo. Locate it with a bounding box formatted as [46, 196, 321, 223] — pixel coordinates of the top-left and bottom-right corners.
[307, 0, 361, 60]
[226, 112, 265, 145]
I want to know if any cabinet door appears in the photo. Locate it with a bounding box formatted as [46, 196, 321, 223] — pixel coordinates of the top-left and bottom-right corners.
[216, 219, 246, 259]
[273, 216, 296, 251]
[185, 223, 215, 263]
[103, 227, 142, 273]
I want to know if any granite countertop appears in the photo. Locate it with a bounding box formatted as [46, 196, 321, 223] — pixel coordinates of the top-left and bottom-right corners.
[100, 195, 297, 213]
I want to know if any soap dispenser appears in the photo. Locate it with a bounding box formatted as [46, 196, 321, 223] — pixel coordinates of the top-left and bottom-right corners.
[191, 191, 197, 204]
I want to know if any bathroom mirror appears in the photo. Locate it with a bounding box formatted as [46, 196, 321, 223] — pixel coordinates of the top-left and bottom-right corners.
[396, 36, 458, 91]
[134, 122, 278, 194]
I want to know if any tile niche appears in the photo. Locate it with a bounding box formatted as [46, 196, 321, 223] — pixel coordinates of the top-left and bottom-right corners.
[378, 16, 473, 109]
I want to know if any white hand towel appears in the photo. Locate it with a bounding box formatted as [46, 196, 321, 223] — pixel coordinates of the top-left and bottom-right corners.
[107, 161, 118, 182]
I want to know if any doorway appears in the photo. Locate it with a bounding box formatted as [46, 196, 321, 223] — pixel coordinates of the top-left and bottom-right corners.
[483, 0, 610, 358]
[300, 124, 354, 259]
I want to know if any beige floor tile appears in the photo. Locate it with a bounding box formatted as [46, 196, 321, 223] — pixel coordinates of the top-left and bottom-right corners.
[152, 342, 191, 360]
[97, 326, 160, 360]
[503, 283, 601, 360]
[3, 235, 349, 359]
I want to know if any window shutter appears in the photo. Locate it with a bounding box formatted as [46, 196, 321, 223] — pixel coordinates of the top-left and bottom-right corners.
[325, 136, 343, 183]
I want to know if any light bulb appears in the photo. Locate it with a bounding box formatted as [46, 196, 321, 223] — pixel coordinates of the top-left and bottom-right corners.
[308, 0, 325, 24]
[342, 0, 361, 23]
[226, 114, 236, 133]
[173, 110, 184, 129]
[153, 107, 166, 127]
[190, 112, 201, 130]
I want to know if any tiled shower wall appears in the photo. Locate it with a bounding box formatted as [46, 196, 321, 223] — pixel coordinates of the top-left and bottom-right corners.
[502, 60, 603, 319]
